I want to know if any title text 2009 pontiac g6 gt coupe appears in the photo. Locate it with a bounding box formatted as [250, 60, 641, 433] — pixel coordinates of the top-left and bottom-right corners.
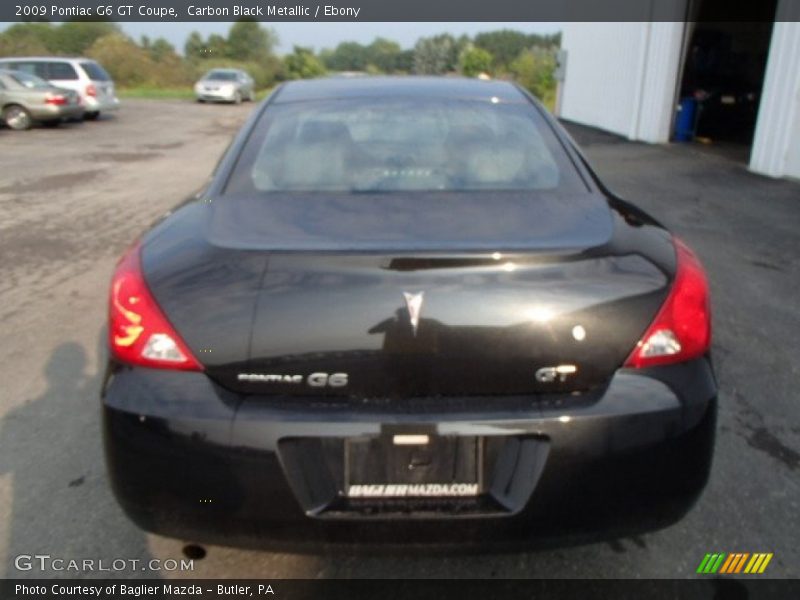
[103, 77, 715, 547]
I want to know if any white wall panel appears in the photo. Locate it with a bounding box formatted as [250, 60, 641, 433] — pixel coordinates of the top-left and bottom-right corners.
[563, 9, 800, 181]
[636, 23, 686, 143]
[750, 11, 800, 179]
[560, 22, 685, 143]
[560, 23, 649, 137]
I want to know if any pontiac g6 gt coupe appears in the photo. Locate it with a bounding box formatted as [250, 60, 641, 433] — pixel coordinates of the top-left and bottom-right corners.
[103, 77, 716, 547]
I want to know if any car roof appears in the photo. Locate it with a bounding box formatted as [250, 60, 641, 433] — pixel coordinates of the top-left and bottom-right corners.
[272, 76, 528, 104]
[0, 56, 93, 63]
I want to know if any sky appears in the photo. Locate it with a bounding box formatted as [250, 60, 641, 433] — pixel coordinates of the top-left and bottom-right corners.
[109, 22, 562, 53]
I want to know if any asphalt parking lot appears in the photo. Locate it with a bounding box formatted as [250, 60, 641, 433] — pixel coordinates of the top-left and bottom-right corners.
[0, 100, 798, 579]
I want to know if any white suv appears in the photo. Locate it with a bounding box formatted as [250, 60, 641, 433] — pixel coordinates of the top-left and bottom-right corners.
[0, 57, 120, 120]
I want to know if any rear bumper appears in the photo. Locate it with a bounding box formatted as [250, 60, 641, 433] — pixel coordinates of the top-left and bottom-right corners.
[84, 95, 120, 112]
[29, 104, 85, 121]
[102, 358, 716, 547]
[196, 91, 237, 102]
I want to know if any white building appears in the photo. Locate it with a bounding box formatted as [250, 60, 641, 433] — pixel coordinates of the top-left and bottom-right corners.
[559, 3, 800, 180]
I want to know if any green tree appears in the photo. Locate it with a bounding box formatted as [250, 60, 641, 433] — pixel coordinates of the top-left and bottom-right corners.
[322, 41, 369, 72]
[148, 38, 175, 62]
[226, 20, 277, 61]
[0, 21, 126, 58]
[413, 34, 461, 74]
[205, 34, 228, 59]
[0, 23, 56, 56]
[145, 37, 192, 86]
[184, 31, 205, 60]
[284, 46, 325, 80]
[474, 30, 560, 71]
[394, 49, 415, 73]
[459, 46, 493, 77]
[366, 37, 403, 73]
[52, 21, 120, 56]
[318, 48, 334, 68]
[509, 47, 557, 105]
[85, 33, 153, 87]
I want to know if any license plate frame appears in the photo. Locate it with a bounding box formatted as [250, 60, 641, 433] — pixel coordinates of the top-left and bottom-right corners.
[344, 434, 483, 499]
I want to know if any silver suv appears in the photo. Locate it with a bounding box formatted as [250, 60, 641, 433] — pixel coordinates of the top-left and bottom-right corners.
[0, 57, 120, 120]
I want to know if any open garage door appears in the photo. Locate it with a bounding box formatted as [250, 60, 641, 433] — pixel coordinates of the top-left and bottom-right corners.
[676, 2, 777, 155]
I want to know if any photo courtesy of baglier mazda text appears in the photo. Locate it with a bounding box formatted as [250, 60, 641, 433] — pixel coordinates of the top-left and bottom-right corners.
[0, 0, 798, 597]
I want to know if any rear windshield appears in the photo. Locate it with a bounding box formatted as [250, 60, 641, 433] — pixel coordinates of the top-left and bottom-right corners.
[224, 97, 585, 194]
[206, 71, 238, 81]
[79, 61, 111, 81]
[9, 71, 50, 89]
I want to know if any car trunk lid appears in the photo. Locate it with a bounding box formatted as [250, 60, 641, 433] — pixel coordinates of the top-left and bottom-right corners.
[180, 191, 669, 397]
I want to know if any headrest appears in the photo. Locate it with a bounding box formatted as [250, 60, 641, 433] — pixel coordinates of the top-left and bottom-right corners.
[298, 121, 352, 143]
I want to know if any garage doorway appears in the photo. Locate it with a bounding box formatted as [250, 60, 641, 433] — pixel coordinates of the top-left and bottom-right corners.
[676, 2, 778, 160]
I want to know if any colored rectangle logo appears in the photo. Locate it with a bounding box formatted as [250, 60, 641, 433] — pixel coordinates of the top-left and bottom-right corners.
[698, 553, 773, 575]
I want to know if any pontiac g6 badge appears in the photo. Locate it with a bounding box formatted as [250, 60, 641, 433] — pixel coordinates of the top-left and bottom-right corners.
[403, 291, 425, 336]
[237, 372, 348, 387]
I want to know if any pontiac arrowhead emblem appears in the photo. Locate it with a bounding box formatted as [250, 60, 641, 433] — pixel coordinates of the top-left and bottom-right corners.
[402, 291, 425, 336]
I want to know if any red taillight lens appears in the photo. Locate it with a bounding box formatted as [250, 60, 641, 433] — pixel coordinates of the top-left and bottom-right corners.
[624, 238, 711, 368]
[45, 94, 67, 105]
[86, 84, 97, 97]
[109, 243, 203, 371]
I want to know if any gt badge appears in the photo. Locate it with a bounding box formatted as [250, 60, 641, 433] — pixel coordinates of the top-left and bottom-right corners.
[535, 364, 578, 383]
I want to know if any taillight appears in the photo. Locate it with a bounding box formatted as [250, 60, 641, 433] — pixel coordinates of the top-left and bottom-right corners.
[44, 93, 67, 105]
[624, 238, 711, 368]
[86, 84, 97, 97]
[109, 242, 203, 371]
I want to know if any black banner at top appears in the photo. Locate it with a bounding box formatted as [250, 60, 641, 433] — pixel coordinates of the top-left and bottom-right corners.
[2, 0, 794, 22]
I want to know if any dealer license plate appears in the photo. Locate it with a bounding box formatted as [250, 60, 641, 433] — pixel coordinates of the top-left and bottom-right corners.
[344, 434, 481, 498]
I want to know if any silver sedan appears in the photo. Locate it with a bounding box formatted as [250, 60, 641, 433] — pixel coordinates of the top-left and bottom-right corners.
[194, 69, 255, 104]
[0, 69, 84, 130]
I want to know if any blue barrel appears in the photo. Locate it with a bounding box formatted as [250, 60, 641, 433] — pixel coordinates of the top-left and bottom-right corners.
[674, 97, 696, 142]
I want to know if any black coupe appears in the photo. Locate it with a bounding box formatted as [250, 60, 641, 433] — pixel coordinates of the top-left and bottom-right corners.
[103, 77, 716, 547]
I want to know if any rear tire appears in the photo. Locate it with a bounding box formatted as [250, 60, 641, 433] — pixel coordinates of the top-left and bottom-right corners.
[84, 111, 100, 121]
[3, 105, 33, 130]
